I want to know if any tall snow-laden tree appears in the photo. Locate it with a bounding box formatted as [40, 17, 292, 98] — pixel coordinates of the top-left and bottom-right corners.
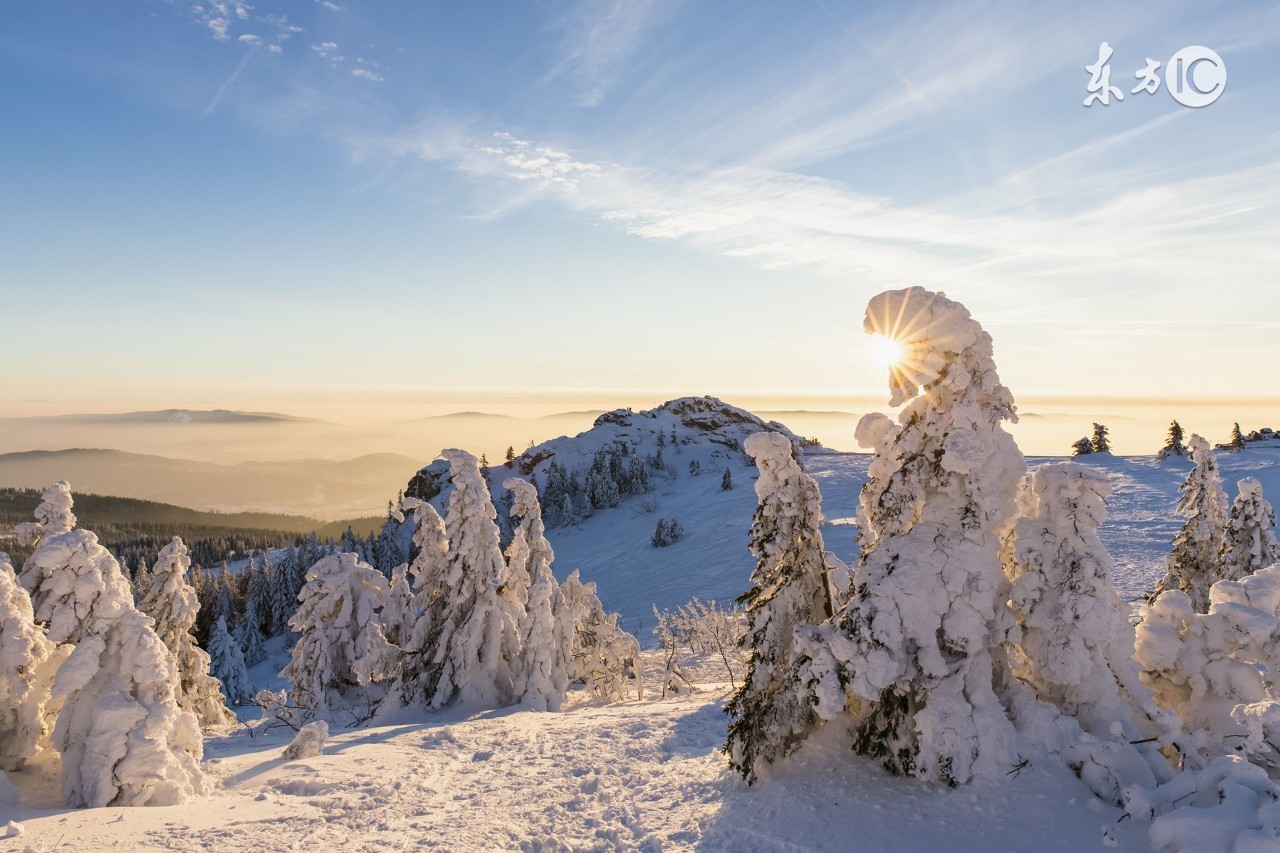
[17, 483, 205, 807]
[1091, 422, 1111, 454]
[799, 287, 1027, 785]
[1220, 478, 1280, 582]
[281, 552, 400, 715]
[1158, 420, 1187, 460]
[724, 431, 833, 785]
[130, 556, 151, 604]
[269, 545, 296, 637]
[207, 615, 252, 705]
[0, 553, 67, 772]
[423, 449, 516, 709]
[381, 562, 414, 648]
[394, 498, 452, 707]
[504, 478, 572, 711]
[236, 561, 269, 667]
[138, 537, 235, 730]
[374, 503, 406, 577]
[1150, 435, 1229, 611]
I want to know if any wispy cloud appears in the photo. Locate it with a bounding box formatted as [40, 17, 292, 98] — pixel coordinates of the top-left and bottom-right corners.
[351, 68, 383, 83]
[548, 0, 663, 107]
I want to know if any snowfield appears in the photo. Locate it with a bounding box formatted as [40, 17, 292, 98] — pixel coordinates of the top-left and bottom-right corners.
[0, 655, 1155, 852]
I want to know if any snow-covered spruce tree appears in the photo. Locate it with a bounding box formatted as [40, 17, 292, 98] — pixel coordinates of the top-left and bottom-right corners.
[1158, 420, 1186, 460]
[0, 553, 67, 772]
[281, 552, 399, 715]
[1229, 422, 1246, 451]
[504, 478, 572, 711]
[724, 431, 833, 785]
[422, 449, 517, 709]
[1220, 478, 1280, 582]
[1001, 463, 1179, 800]
[235, 562, 269, 668]
[392, 497, 451, 707]
[798, 287, 1028, 785]
[17, 483, 205, 806]
[138, 537, 235, 730]
[131, 556, 151, 604]
[1071, 437, 1094, 457]
[561, 569, 641, 701]
[1150, 435, 1229, 611]
[207, 615, 252, 705]
[1090, 422, 1111, 454]
[268, 546, 296, 638]
[721, 468, 733, 491]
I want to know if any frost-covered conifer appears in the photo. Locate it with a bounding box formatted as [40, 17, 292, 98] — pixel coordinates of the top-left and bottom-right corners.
[422, 449, 516, 709]
[725, 432, 833, 785]
[207, 615, 251, 704]
[561, 569, 641, 701]
[394, 498, 451, 706]
[236, 563, 269, 667]
[1000, 463, 1180, 801]
[18, 483, 205, 806]
[799, 287, 1027, 785]
[1090, 422, 1111, 454]
[1229, 422, 1246, 451]
[1158, 420, 1186, 460]
[504, 478, 572, 711]
[1072, 437, 1094, 457]
[1220, 478, 1279, 582]
[0, 553, 66, 772]
[131, 556, 151, 604]
[281, 552, 399, 714]
[138, 538, 234, 729]
[269, 547, 295, 637]
[1150, 435, 1228, 611]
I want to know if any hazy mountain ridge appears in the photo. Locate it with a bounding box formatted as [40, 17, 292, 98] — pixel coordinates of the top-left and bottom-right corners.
[0, 448, 420, 519]
[2, 408, 316, 425]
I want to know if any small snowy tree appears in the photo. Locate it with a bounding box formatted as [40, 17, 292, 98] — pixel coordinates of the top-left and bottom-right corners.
[504, 478, 572, 712]
[0, 553, 66, 772]
[725, 431, 833, 785]
[1220, 478, 1280, 582]
[561, 569, 641, 701]
[798, 287, 1027, 785]
[281, 552, 399, 715]
[1229, 422, 1246, 451]
[1090, 422, 1111, 454]
[1150, 435, 1229, 611]
[131, 556, 151, 604]
[721, 468, 733, 491]
[1072, 437, 1094, 457]
[207, 615, 252, 704]
[138, 537, 234, 729]
[381, 562, 414, 648]
[422, 449, 516, 709]
[1158, 420, 1187, 460]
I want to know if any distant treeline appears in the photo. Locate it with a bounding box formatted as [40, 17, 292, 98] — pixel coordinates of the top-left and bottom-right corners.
[0, 486, 381, 570]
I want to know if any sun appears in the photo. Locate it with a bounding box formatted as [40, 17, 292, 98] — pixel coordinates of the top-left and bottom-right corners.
[870, 335, 905, 369]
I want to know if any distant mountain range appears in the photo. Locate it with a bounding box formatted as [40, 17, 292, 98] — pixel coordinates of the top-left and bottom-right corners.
[1, 408, 315, 425]
[0, 448, 418, 519]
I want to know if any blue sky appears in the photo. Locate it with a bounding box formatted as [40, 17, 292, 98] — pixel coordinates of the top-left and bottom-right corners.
[2, 1, 1279, 409]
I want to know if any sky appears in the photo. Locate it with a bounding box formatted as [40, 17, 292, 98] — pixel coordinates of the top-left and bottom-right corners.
[2, 0, 1279, 418]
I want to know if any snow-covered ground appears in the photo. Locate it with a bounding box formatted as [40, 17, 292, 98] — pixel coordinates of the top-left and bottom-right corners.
[0, 654, 1155, 852]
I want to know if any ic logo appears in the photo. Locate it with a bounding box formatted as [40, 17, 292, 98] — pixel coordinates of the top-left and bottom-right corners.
[1165, 46, 1227, 108]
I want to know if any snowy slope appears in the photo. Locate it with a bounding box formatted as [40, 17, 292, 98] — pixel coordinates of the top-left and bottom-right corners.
[0, 654, 1155, 852]
[397, 398, 1280, 637]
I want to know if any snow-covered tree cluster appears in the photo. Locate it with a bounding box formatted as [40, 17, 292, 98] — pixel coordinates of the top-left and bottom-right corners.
[281, 448, 638, 721]
[4, 482, 207, 807]
[726, 287, 1280, 849]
